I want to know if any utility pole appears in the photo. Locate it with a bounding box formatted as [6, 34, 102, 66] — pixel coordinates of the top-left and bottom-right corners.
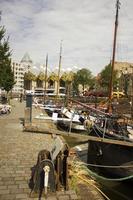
[44, 54, 48, 103]
[56, 41, 62, 98]
[108, 0, 121, 113]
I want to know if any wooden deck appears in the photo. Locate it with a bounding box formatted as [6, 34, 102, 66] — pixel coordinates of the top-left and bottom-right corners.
[24, 123, 133, 147]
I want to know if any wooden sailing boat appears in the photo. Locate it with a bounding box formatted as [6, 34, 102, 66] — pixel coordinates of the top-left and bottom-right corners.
[74, 0, 133, 180]
[56, 41, 62, 98]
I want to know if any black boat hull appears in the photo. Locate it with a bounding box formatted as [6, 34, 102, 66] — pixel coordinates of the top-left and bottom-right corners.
[87, 140, 133, 180]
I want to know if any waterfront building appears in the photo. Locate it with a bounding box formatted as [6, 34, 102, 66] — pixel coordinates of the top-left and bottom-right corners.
[11, 62, 25, 94]
[12, 53, 34, 94]
[20, 52, 33, 72]
[114, 61, 133, 96]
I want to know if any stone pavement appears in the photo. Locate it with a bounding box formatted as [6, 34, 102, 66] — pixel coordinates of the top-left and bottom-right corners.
[0, 100, 78, 200]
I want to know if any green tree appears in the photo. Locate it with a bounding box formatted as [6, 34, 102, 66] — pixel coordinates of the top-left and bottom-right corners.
[73, 68, 94, 93]
[99, 63, 118, 92]
[0, 26, 15, 92]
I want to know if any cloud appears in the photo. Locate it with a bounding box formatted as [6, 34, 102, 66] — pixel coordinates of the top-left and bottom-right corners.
[1, 0, 133, 75]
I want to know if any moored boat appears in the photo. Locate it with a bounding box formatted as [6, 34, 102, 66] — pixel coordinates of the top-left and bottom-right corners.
[74, 114, 133, 181]
[73, 0, 133, 181]
[57, 107, 87, 132]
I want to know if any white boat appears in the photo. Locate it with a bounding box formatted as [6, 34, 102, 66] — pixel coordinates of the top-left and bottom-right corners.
[57, 107, 87, 132]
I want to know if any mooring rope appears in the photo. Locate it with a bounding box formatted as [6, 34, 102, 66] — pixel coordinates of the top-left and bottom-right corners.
[75, 161, 133, 168]
[72, 160, 133, 181]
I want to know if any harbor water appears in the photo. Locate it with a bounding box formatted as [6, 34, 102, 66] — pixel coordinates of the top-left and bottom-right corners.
[99, 180, 133, 200]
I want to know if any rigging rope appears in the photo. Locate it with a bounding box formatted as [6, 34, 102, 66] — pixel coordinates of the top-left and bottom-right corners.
[93, 124, 131, 141]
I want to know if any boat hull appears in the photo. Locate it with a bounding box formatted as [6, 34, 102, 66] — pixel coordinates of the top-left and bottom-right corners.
[87, 140, 133, 180]
[57, 120, 86, 132]
[74, 132, 133, 181]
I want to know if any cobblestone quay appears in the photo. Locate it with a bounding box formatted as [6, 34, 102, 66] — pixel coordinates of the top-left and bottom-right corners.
[0, 100, 78, 199]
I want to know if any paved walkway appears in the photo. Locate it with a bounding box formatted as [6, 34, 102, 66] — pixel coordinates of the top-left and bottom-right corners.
[0, 100, 78, 200]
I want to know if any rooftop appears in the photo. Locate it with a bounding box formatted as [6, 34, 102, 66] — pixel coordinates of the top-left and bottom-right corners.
[21, 52, 33, 64]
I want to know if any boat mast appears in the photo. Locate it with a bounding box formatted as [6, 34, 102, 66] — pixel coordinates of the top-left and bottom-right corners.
[0, 11, 2, 21]
[44, 53, 48, 103]
[131, 65, 133, 119]
[108, 0, 121, 112]
[56, 41, 62, 97]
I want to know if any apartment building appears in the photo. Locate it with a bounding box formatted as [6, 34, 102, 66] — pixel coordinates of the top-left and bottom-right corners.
[20, 52, 33, 72]
[11, 62, 25, 93]
[12, 53, 33, 94]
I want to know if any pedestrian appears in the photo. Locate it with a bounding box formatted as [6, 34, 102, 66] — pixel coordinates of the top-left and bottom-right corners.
[20, 93, 23, 102]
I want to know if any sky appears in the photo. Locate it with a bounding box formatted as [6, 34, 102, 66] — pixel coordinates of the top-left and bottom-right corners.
[1, 0, 133, 75]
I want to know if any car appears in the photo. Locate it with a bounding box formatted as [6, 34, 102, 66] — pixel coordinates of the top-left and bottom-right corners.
[112, 91, 125, 98]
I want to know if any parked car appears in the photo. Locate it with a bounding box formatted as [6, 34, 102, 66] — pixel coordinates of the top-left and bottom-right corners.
[112, 91, 125, 98]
